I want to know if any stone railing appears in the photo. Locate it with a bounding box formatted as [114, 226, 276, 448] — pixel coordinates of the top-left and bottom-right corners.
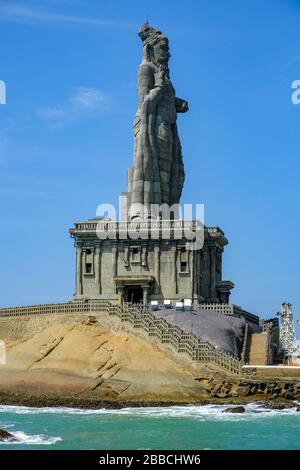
[0, 300, 243, 375]
[194, 303, 259, 325]
[111, 302, 243, 375]
[194, 303, 237, 316]
[0, 300, 110, 317]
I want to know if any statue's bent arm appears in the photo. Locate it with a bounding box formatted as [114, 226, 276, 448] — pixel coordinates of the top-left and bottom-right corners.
[138, 64, 165, 113]
[175, 97, 189, 113]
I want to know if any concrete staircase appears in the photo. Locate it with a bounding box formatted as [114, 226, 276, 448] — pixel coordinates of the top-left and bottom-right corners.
[248, 332, 269, 365]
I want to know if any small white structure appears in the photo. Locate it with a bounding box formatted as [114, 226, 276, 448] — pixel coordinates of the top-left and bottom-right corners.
[184, 299, 192, 311]
[163, 300, 172, 309]
[149, 300, 158, 311]
[175, 301, 184, 312]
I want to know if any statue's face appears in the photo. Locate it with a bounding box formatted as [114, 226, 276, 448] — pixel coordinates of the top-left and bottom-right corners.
[153, 39, 170, 65]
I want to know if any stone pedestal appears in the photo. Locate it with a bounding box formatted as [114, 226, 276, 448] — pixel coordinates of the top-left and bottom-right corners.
[69, 220, 234, 305]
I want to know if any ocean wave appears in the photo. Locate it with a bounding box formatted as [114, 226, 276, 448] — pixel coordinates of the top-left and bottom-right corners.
[0, 403, 299, 420]
[0, 431, 62, 446]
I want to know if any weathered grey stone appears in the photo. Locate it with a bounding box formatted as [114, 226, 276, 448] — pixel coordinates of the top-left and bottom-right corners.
[265, 399, 295, 410]
[216, 392, 229, 398]
[153, 308, 245, 356]
[223, 406, 245, 414]
[127, 24, 188, 219]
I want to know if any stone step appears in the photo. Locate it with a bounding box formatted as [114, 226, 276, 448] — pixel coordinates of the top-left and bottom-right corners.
[248, 332, 268, 365]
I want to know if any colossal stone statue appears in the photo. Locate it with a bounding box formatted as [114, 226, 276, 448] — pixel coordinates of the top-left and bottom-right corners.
[127, 24, 189, 219]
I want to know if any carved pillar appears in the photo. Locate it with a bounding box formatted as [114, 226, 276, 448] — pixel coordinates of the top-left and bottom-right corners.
[95, 244, 101, 294]
[142, 285, 149, 305]
[209, 243, 217, 301]
[82, 248, 87, 274]
[112, 245, 117, 293]
[154, 244, 160, 294]
[118, 285, 125, 306]
[171, 245, 177, 295]
[76, 242, 82, 296]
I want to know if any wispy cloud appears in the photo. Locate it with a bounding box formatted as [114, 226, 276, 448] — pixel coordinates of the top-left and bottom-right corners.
[0, 2, 134, 29]
[37, 87, 112, 128]
[285, 54, 300, 67]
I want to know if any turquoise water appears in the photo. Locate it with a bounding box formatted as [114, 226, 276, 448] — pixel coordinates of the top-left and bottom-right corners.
[0, 403, 300, 450]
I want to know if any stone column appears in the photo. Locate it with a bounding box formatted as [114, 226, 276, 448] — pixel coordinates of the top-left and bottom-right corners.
[112, 245, 117, 293]
[142, 285, 149, 305]
[154, 244, 160, 294]
[171, 245, 177, 295]
[95, 244, 101, 295]
[76, 242, 82, 296]
[118, 285, 125, 306]
[209, 243, 216, 301]
[82, 248, 87, 274]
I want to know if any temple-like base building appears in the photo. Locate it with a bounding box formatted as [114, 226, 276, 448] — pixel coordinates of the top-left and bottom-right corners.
[69, 219, 234, 305]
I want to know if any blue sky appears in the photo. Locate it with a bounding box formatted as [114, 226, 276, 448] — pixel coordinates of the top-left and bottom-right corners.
[0, 0, 300, 330]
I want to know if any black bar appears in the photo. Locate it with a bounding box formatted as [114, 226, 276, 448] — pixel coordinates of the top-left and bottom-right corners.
[0, 450, 299, 467]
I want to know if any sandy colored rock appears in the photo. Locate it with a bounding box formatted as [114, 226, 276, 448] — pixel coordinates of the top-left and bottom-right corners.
[0, 321, 206, 401]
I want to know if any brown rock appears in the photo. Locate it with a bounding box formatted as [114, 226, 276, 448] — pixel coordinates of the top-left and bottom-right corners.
[236, 386, 251, 397]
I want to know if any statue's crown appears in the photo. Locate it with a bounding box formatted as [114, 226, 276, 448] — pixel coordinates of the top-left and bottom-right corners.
[138, 23, 165, 45]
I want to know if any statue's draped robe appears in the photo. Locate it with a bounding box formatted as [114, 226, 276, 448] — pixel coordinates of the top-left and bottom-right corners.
[127, 62, 185, 218]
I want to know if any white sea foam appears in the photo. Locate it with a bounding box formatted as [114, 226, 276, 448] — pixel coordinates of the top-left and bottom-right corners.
[0, 402, 299, 420]
[0, 431, 62, 446]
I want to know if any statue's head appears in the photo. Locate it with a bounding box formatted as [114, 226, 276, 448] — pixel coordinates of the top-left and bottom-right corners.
[139, 23, 170, 67]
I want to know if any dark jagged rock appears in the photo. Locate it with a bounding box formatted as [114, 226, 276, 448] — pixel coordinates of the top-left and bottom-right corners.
[0, 429, 16, 441]
[222, 406, 245, 414]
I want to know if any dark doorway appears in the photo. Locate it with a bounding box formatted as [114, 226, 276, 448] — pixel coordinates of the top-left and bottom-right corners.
[126, 286, 143, 304]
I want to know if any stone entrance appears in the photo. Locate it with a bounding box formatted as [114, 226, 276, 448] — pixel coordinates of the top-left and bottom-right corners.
[125, 286, 143, 304]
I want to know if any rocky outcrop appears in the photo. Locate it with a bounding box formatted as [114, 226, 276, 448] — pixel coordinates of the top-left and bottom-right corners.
[199, 378, 300, 401]
[1, 316, 300, 406]
[0, 321, 208, 402]
[0, 429, 16, 441]
[223, 406, 245, 413]
[263, 399, 295, 410]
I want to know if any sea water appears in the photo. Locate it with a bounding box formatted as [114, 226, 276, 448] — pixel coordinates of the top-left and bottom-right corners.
[0, 403, 299, 450]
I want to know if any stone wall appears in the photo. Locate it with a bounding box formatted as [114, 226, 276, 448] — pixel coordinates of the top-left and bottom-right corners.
[69, 221, 234, 305]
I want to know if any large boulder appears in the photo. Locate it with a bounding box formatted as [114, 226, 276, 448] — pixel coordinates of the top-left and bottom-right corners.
[153, 309, 246, 357]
